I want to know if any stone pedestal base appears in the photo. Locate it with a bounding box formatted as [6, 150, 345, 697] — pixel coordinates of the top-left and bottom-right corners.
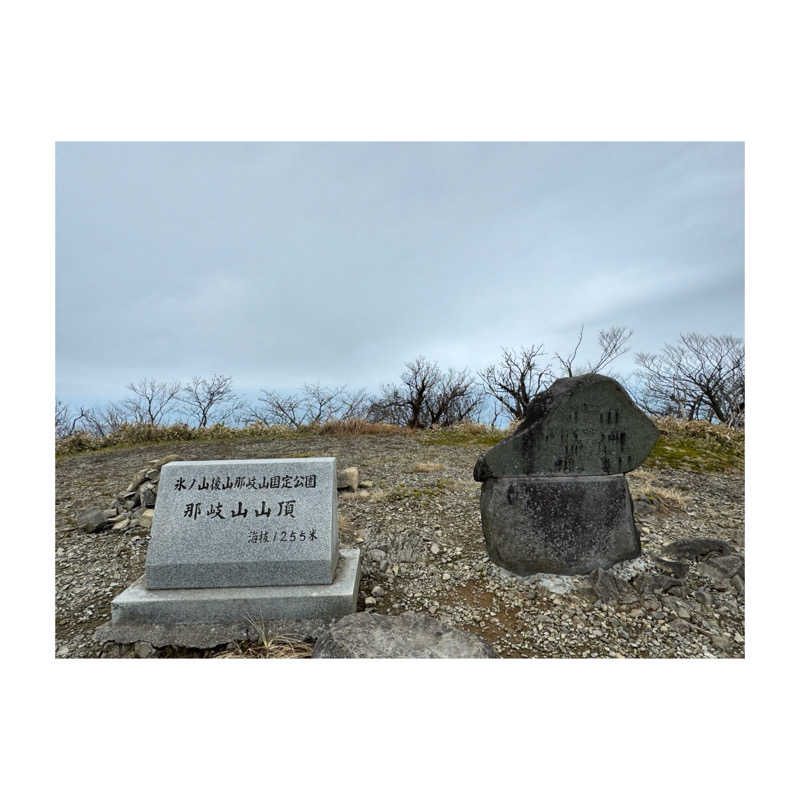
[108, 548, 361, 627]
[480, 476, 640, 576]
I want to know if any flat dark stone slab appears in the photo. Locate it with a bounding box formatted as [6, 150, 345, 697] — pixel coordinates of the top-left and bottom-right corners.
[474, 374, 658, 479]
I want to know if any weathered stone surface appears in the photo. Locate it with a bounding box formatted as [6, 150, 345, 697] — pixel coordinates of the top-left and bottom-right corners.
[653, 557, 690, 579]
[312, 612, 498, 658]
[112, 548, 360, 626]
[591, 569, 621, 603]
[145, 458, 339, 589]
[633, 572, 685, 595]
[480, 475, 640, 575]
[474, 374, 658, 480]
[664, 538, 733, 560]
[703, 554, 744, 579]
[93, 618, 329, 649]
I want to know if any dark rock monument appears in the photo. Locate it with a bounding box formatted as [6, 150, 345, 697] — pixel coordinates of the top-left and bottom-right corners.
[474, 374, 659, 575]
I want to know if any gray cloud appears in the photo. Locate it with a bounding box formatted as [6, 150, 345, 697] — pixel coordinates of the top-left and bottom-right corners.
[56, 142, 743, 410]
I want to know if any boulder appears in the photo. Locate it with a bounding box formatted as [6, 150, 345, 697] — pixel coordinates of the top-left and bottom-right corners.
[480, 474, 640, 575]
[312, 612, 498, 658]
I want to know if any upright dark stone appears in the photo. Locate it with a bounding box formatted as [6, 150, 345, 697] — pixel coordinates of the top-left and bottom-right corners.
[474, 374, 658, 481]
[474, 374, 658, 576]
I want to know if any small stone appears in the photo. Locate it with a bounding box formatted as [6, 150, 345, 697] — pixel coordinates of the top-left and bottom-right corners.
[591, 569, 620, 604]
[312, 612, 498, 658]
[442, 573, 451, 581]
[364, 597, 377, 606]
[371, 585, 385, 597]
[695, 589, 713, 606]
[700, 554, 744, 581]
[112, 519, 130, 532]
[710, 635, 732, 653]
[430, 543, 441, 555]
[359, 480, 374, 489]
[138, 482, 157, 508]
[134, 642, 156, 658]
[78, 508, 108, 533]
[337, 467, 359, 492]
[653, 557, 690, 579]
[670, 618, 691, 634]
[730, 574, 745, 595]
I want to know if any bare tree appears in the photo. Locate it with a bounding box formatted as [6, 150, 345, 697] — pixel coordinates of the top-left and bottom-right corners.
[593, 326, 634, 373]
[338, 387, 371, 420]
[55, 400, 133, 439]
[55, 400, 80, 438]
[478, 344, 553, 422]
[368, 356, 478, 428]
[248, 390, 307, 428]
[302, 383, 348, 425]
[180, 375, 242, 428]
[634, 333, 744, 426]
[556, 325, 633, 377]
[554, 326, 584, 378]
[123, 378, 182, 426]
[247, 383, 370, 428]
[425, 367, 482, 426]
[372, 356, 442, 428]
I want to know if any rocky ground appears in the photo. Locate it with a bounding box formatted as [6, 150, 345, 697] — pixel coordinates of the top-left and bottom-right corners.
[55, 432, 744, 658]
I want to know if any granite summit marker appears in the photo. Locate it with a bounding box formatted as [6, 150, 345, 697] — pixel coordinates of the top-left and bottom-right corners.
[474, 374, 658, 576]
[146, 458, 339, 588]
[108, 457, 360, 628]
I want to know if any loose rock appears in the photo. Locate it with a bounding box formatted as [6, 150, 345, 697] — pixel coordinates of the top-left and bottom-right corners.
[312, 612, 498, 658]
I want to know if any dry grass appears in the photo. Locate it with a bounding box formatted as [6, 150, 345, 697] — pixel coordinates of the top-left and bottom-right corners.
[56, 418, 416, 457]
[317, 418, 414, 436]
[413, 462, 444, 472]
[217, 633, 313, 659]
[628, 470, 689, 510]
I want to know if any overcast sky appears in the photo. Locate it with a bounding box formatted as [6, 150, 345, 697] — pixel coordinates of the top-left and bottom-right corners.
[56, 142, 743, 414]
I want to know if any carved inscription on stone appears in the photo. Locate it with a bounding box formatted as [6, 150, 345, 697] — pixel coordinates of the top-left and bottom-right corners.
[474, 375, 659, 480]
